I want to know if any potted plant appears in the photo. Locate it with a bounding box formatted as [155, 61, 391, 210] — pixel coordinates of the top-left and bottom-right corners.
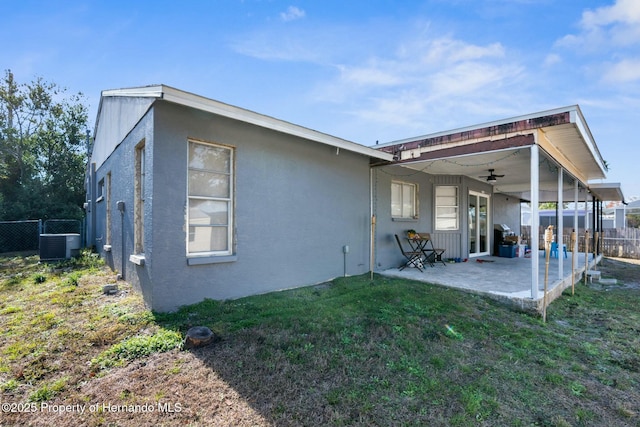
[407, 229, 417, 239]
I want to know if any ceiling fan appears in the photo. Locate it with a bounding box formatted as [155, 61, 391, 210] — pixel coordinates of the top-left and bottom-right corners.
[479, 169, 505, 183]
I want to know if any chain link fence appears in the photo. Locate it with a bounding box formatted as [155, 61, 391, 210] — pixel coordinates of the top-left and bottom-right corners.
[0, 219, 84, 254]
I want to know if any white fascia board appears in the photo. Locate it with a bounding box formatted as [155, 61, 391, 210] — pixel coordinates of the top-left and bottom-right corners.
[101, 85, 165, 98]
[376, 105, 592, 148]
[93, 85, 163, 139]
[160, 86, 393, 162]
[569, 107, 607, 178]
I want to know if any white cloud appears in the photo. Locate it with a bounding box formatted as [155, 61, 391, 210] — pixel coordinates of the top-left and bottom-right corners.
[602, 58, 640, 83]
[230, 30, 325, 63]
[554, 1, 640, 84]
[280, 6, 305, 22]
[338, 63, 402, 87]
[232, 20, 529, 135]
[558, 0, 640, 49]
[313, 34, 526, 133]
[543, 53, 562, 67]
[581, 0, 640, 29]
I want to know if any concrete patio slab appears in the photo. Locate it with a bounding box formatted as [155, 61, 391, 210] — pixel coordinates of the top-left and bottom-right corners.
[380, 251, 601, 313]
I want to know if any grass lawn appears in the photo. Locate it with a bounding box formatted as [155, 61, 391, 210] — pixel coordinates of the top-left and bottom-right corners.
[1, 253, 639, 426]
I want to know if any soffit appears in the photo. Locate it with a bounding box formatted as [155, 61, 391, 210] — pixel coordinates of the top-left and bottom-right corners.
[588, 183, 625, 203]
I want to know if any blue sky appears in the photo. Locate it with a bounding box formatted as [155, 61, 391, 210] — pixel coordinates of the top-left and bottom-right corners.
[2, 0, 639, 199]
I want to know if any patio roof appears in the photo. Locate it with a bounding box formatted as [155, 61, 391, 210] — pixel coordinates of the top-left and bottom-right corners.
[588, 182, 625, 203]
[375, 106, 624, 203]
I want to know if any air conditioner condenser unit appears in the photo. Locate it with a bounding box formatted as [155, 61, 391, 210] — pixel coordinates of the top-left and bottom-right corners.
[39, 233, 81, 261]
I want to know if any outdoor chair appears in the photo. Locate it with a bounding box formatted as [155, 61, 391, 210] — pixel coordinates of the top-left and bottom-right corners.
[395, 234, 424, 272]
[420, 233, 447, 266]
[550, 242, 567, 259]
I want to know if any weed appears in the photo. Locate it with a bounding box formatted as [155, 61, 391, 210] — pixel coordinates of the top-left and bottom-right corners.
[64, 271, 82, 287]
[574, 408, 596, 422]
[28, 377, 68, 402]
[31, 272, 47, 284]
[544, 372, 563, 385]
[1, 379, 19, 391]
[90, 329, 183, 370]
[0, 305, 21, 315]
[570, 380, 587, 396]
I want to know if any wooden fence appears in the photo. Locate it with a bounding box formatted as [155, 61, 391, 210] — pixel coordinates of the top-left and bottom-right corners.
[520, 227, 640, 260]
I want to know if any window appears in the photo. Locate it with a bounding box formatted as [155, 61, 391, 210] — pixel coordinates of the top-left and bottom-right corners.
[134, 142, 145, 254]
[187, 140, 234, 256]
[97, 178, 104, 200]
[435, 186, 459, 230]
[391, 181, 417, 219]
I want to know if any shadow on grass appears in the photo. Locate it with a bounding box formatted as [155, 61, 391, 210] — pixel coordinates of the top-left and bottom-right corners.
[152, 271, 640, 426]
[153, 275, 477, 425]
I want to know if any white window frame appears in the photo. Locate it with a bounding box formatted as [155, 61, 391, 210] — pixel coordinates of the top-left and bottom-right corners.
[187, 139, 234, 257]
[435, 185, 459, 230]
[134, 141, 145, 255]
[391, 180, 418, 219]
[105, 172, 111, 246]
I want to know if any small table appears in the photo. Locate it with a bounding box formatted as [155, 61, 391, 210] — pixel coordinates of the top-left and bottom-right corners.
[408, 234, 447, 267]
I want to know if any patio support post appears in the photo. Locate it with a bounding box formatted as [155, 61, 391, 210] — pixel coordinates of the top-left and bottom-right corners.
[573, 181, 579, 290]
[599, 200, 603, 255]
[530, 144, 540, 299]
[557, 168, 564, 280]
[592, 196, 596, 254]
[573, 181, 579, 251]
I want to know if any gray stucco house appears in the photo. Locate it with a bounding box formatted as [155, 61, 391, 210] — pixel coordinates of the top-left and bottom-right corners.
[86, 85, 623, 311]
[86, 85, 393, 311]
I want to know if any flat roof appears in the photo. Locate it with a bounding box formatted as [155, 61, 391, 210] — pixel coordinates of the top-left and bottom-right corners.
[588, 182, 625, 203]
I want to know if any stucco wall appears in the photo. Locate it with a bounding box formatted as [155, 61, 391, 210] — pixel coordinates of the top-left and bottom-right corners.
[93, 110, 155, 306]
[372, 165, 437, 269]
[492, 193, 522, 235]
[101, 101, 374, 311]
[372, 167, 517, 264]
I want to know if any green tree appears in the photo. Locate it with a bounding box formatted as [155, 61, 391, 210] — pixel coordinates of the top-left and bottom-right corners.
[0, 70, 88, 220]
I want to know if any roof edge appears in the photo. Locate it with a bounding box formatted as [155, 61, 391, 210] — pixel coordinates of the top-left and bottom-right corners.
[376, 105, 583, 148]
[588, 182, 625, 203]
[99, 84, 393, 162]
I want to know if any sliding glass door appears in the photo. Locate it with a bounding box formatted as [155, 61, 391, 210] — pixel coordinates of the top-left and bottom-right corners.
[468, 191, 490, 257]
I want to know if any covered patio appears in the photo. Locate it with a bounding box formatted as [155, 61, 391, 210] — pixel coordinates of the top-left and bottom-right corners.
[373, 105, 624, 312]
[381, 250, 601, 312]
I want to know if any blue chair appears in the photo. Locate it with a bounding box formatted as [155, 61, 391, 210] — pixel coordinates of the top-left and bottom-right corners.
[550, 242, 567, 258]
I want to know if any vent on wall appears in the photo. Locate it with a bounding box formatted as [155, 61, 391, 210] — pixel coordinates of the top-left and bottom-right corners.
[39, 234, 81, 261]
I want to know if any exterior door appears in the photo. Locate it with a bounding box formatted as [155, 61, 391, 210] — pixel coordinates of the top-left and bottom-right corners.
[468, 191, 490, 257]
